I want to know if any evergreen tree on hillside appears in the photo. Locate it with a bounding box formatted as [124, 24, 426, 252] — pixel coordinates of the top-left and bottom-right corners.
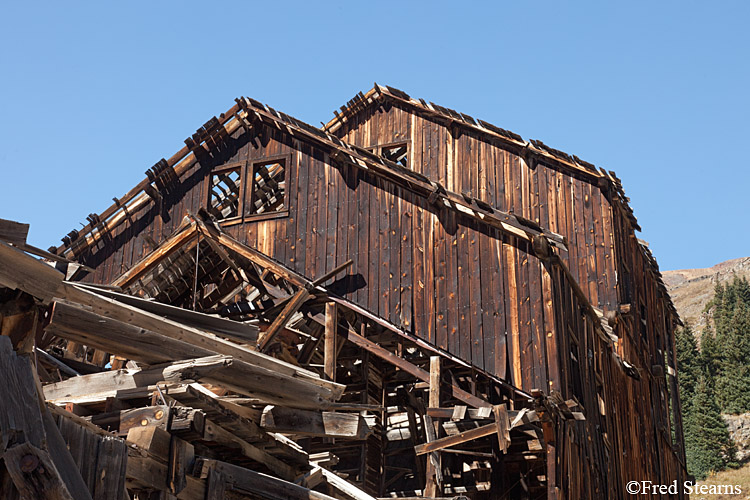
[675, 324, 700, 412]
[700, 326, 721, 383]
[683, 375, 738, 480]
[704, 276, 750, 413]
[715, 301, 750, 412]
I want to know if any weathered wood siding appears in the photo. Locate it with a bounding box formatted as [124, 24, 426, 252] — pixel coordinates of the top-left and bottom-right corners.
[549, 263, 685, 499]
[75, 122, 556, 392]
[334, 102, 619, 310]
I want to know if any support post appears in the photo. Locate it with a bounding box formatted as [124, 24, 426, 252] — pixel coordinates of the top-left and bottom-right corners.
[324, 302, 337, 382]
[425, 356, 441, 497]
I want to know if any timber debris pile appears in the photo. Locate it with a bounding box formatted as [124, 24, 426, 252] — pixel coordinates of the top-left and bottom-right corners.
[0, 85, 687, 499]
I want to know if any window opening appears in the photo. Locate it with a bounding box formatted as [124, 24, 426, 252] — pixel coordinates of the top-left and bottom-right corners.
[381, 143, 408, 167]
[209, 166, 241, 220]
[246, 159, 286, 216]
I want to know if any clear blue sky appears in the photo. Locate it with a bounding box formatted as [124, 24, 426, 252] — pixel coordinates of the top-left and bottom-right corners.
[1, 1, 747, 271]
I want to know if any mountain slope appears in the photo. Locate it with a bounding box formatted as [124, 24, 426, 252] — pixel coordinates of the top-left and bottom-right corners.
[663, 257, 750, 328]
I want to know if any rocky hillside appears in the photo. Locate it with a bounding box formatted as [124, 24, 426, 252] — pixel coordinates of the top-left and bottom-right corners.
[663, 257, 750, 329]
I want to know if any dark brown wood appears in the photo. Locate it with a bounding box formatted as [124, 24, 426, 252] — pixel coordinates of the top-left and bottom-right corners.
[257, 288, 311, 352]
[39, 88, 687, 499]
[197, 459, 339, 500]
[346, 328, 489, 409]
[0, 218, 29, 245]
[3, 442, 79, 500]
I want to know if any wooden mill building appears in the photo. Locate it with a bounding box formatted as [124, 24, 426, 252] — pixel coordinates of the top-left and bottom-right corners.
[0, 85, 687, 499]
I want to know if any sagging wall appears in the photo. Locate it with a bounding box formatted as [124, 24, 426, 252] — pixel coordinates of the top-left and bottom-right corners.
[549, 263, 686, 499]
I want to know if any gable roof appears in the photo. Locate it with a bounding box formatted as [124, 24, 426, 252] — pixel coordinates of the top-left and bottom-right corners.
[323, 84, 679, 321]
[54, 95, 567, 262]
[50, 89, 678, 323]
[323, 84, 641, 231]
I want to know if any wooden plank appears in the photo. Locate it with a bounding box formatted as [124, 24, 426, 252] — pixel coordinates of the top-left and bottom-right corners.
[424, 356, 442, 497]
[0, 336, 46, 451]
[45, 354, 337, 410]
[414, 422, 496, 455]
[468, 225, 483, 370]
[260, 406, 372, 439]
[493, 404, 510, 453]
[433, 204, 448, 351]
[60, 285, 341, 395]
[324, 301, 338, 381]
[542, 265, 560, 392]
[399, 190, 413, 330]
[42, 408, 98, 500]
[293, 145, 310, 273]
[412, 201, 425, 344]
[504, 242, 521, 387]
[257, 288, 312, 352]
[378, 181, 390, 319]
[368, 177, 380, 315]
[315, 466, 379, 500]
[47, 300, 216, 365]
[0, 218, 29, 245]
[389, 185, 401, 326]
[0, 240, 65, 303]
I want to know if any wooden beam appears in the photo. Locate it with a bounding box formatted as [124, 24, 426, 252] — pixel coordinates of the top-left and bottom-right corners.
[426, 406, 493, 420]
[2, 441, 79, 500]
[494, 404, 510, 453]
[324, 302, 337, 381]
[425, 356, 441, 497]
[195, 418, 300, 481]
[257, 288, 311, 352]
[315, 466, 378, 500]
[415, 423, 497, 456]
[45, 354, 340, 410]
[0, 240, 65, 303]
[111, 220, 199, 288]
[260, 406, 373, 439]
[47, 300, 216, 365]
[345, 329, 490, 409]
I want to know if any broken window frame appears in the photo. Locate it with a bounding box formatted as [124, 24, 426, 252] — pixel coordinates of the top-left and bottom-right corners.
[243, 154, 290, 222]
[207, 161, 245, 223]
[368, 141, 409, 169]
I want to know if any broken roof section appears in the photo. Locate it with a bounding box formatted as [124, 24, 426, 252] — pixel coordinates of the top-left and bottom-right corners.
[2, 218, 557, 498]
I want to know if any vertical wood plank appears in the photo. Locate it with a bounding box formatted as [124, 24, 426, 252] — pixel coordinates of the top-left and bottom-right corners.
[324, 302, 337, 382]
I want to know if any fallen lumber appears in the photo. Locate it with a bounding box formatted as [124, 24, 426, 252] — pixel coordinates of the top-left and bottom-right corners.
[196, 458, 339, 500]
[260, 405, 374, 439]
[44, 354, 340, 410]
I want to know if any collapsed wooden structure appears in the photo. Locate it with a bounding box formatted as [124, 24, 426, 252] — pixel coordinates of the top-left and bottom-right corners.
[0, 84, 687, 499]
